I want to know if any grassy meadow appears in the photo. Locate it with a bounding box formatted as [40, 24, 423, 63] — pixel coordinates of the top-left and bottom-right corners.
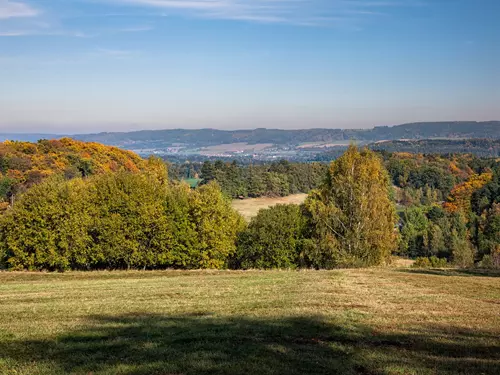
[231, 193, 308, 221]
[0, 268, 499, 375]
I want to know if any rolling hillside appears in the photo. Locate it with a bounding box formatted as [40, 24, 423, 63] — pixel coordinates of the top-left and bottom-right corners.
[2, 122, 499, 148]
[0, 138, 149, 207]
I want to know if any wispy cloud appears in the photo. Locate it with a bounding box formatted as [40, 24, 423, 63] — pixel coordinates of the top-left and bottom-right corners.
[0, 1, 154, 37]
[0, 0, 38, 19]
[0, 0, 423, 38]
[102, 0, 424, 26]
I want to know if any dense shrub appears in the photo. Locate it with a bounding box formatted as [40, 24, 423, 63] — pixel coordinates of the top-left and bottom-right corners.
[478, 249, 500, 269]
[165, 183, 246, 269]
[0, 169, 244, 271]
[232, 204, 306, 269]
[413, 256, 448, 268]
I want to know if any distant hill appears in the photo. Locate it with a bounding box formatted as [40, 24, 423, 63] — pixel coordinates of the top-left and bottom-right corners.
[367, 121, 500, 141]
[1, 121, 499, 148]
[0, 133, 62, 143]
[370, 138, 500, 157]
[72, 121, 500, 147]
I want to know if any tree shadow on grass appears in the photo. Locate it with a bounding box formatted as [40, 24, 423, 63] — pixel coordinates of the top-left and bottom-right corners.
[400, 268, 500, 278]
[1, 314, 499, 375]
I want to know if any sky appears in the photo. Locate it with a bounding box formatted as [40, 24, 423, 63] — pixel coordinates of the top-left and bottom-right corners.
[0, 0, 499, 133]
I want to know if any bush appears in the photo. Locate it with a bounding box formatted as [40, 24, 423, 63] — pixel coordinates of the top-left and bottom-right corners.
[429, 256, 448, 268]
[413, 257, 432, 268]
[0, 172, 244, 271]
[413, 256, 448, 268]
[478, 247, 500, 269]
[232, 204, 306, 269]
[0, 176, 93, 271]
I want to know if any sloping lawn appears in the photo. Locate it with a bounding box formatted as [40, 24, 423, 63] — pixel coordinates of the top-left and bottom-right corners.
[0, 268, 499, 374]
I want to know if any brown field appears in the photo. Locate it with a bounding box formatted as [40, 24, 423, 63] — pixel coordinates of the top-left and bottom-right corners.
[232, 193, 308, 221]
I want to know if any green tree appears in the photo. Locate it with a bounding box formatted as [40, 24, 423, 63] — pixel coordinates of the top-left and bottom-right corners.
[85, 171, 170, 269]
[0, 176, 93, 271]
[399, 206, 430, 257]
[188, 182, 246, 269]
[446, 213, 475, 267]
[200, 161, 215, 182]
[246, 166, 265, 198]
[0, 169, 244, 271]
[304, 146, 398, 268]
[232, 204, 306, 269]
[427, 224, 446, 256]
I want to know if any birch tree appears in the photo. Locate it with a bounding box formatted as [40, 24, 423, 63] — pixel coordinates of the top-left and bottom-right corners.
[304, 145, 398, 268]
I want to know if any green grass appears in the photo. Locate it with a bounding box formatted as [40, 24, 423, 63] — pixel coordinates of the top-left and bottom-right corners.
[0, 269, 499, 374]
[182, 178, 202, 188]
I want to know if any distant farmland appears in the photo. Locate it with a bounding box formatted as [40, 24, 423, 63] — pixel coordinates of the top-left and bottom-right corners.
[200, 143, 274, 156]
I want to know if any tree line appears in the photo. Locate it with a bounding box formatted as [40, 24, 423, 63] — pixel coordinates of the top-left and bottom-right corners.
[172, 151, 495, 204]
[1, 146, 398, 271]
[199, 160, 328, 199]
[0, 158, 245, 271]
[1, 143, 499, 271]
[372, 139, 500, 157]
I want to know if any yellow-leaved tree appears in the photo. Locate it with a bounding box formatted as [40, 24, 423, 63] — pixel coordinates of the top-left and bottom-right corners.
[304, 145, 398, 268]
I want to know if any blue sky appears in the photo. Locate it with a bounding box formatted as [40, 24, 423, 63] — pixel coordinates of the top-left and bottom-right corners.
[0, 0, 498, 133]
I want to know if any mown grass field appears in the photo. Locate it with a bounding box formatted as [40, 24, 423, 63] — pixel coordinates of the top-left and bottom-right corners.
[0, 268, 499, 375]
[231, 193, 308, 221]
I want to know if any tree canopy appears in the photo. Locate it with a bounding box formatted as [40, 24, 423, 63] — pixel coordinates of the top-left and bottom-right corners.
[303, 146, 398, 268]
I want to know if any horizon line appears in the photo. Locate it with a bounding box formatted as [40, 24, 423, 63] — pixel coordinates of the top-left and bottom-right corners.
[1, 120, 499, 136]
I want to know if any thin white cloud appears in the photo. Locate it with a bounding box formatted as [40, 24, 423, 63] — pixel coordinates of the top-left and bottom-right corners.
[101, 0, 423, 26]
[0, 0, 38, 19]
[0, 0, 423, 38]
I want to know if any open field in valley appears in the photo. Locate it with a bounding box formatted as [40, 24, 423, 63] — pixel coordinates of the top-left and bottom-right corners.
[232, 193, 308, 221]
[199, 143, 274, 156]
[0, 268, 499, 375]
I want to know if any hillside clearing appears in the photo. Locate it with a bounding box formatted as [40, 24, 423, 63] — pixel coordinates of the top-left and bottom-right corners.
[232, 193, 308, 221]
[0, 268, 499, 375]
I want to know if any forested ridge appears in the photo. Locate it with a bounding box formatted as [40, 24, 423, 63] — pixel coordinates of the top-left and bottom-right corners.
[371, 139, 500, 156]
[72, 121, 500, 145]
[1, 139, 500, 271]
[0, 138, 147, 210]
[3, 122, 498, 147]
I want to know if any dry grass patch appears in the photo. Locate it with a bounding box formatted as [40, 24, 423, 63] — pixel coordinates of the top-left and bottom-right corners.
[231, 194, 308, 221]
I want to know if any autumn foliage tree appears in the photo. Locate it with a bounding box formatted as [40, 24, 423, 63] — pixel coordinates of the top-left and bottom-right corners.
[444, 173, 493, 215]
[303, 146, 398, 268]
[0, 138, 149, 208]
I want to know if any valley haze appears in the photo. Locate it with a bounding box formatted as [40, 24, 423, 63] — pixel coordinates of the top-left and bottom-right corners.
[1, 122, 499, 160]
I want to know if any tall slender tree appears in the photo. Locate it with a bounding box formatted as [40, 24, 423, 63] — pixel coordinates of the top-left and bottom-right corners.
[304, 145, 398, 268]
